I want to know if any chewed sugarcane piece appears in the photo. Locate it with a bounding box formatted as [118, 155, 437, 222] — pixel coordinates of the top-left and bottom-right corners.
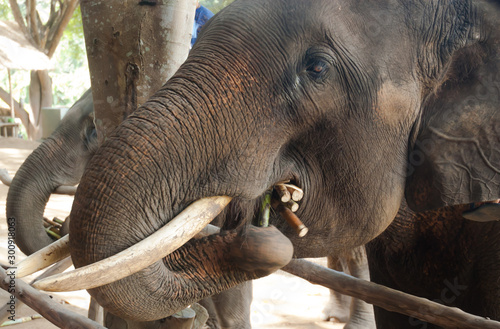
[43, 217, 62, 228]
[275, 203, 308, 237]
[45, 227, 61, 240]
[274, 184, 291, 203]
[53, 217, 65, 225]
[259, 190, 272, 227]
[284, 200, 299, 213]
[284, 184, 304, 202]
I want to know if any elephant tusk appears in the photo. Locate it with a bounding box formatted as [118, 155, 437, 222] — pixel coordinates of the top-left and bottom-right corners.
[13, 235, 70, 278]
[32, 196, 232, 292]
[195, 223, 221, 238]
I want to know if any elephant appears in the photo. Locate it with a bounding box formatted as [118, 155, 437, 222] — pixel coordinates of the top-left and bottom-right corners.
[322, 247, 375, 329]
[65, 0, 500, 326]
[367, 200, 500, 328]
[4, 88, 252, 328]
[6, 89, 98, 256]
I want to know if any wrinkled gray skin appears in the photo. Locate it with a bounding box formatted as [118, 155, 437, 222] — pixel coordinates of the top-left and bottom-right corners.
[5, 88, 247, 328]
[6, 89, 98, 256]
[69, 0, 500, 325]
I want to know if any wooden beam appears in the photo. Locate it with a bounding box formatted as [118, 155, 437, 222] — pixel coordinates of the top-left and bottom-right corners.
[283, 259, 500, 329]
[0, 259, 104, 329]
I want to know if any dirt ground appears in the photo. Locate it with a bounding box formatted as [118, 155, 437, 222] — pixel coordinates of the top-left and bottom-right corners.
[0, 137, 344, 329]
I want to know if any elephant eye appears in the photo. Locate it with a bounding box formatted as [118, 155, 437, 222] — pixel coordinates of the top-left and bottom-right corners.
[306, 59, 329, 81]
[83, 126, 98, 152]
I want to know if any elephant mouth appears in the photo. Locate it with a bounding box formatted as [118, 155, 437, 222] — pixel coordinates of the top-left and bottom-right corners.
[31, 182, 305, 292]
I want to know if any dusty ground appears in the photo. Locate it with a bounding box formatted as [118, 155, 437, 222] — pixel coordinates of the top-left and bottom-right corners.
[0, 137, 344, 329]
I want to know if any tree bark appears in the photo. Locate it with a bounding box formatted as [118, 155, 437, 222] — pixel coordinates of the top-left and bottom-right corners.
[81, 0, 196, 144]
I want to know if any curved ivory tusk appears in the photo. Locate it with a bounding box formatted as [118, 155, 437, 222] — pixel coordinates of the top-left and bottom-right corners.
[13, 235, 71, 278]
[33, 196, 232, 292]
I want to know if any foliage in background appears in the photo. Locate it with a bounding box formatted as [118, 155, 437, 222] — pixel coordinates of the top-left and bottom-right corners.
[0, 3, 89, 108]
[51, 5, 89, 105]
[0, 1, 13, 20]
[200, 0, 234, 14]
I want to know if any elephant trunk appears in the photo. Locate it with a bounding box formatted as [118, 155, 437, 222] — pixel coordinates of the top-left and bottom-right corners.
[6, 90, 96, 256]
[6, 140, 70, 255]
[69, 86, 293, 321]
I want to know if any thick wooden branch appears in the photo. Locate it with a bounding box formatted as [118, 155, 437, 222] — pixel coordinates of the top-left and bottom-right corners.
[45, 0, 79, 58]
[0, 265, 104, 329]
[28, 0, 40, 45]
[0, 256, 73, 325]
[0, 169, 77, 195]
[283, 259, 500, 329]
[7, 0, 31, 42]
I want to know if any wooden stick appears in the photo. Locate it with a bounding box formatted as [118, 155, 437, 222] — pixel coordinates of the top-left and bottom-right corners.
[274, 184, 291, 203]
[14, 235, 70, 278]
[0, 314, 42, 327]
[283, 259, 500, 329]
[0, 168, 77, 195]
[275, 204, 308, 237]
[0, 267, 106, 329]
[88, 298, 103, 325]
[0, 257, 72, 325]
[284, 184, 304, 202]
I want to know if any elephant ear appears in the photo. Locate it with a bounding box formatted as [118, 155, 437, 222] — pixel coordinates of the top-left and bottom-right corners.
[405, 48, 500, 213]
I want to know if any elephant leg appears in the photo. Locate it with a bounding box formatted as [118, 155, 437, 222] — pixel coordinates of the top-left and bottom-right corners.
[322, 255, 351, 323]
[344, 246, 376, 329]
[198, 297, 221, 329]
[210, 281, 253, 329]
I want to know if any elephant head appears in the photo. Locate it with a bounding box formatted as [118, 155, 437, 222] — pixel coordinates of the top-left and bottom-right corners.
[68, 0, 500, 322]
[6, 89, 98, 255]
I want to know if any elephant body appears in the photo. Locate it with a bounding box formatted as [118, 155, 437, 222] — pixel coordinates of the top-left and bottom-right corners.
[323, 247, 376, 329]
[60, 0, 500, 325]
[367, 201, 500, 328]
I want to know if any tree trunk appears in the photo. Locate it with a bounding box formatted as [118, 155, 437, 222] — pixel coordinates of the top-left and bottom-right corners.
[28, 70, 52, 140]
[81, 0, 197, 326]
[81, 0, 196, 144]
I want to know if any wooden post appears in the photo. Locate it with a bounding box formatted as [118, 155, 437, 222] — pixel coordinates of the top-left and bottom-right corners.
[81, 0, 196, 144]
[7, 69, 14, 120]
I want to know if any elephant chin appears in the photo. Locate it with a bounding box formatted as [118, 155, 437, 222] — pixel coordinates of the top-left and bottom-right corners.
[63, 193, 293, 321]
